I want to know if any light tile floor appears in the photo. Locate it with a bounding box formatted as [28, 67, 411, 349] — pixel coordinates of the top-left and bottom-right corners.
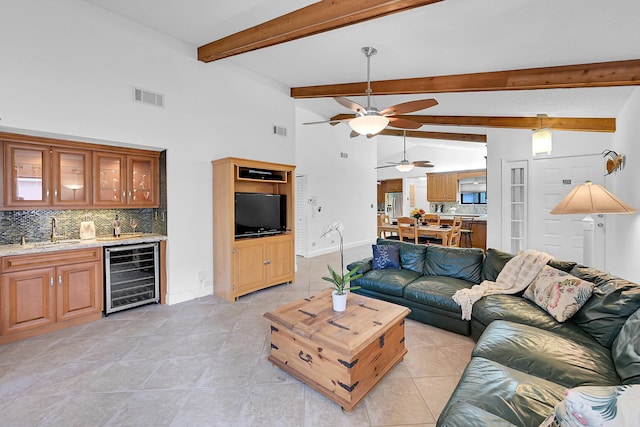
[0, 246, 475, 426]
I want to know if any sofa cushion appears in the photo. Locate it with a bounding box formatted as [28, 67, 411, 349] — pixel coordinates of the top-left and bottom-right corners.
[523, 266, 594, 322]
[376, 238, 427, 273]
[354, 269, 422, 297]
[372, 244, 400, 269]
[437, 401, 518, 427]
[481, 248, 514, 282]
[481, 248, 577, 283]
[473, 321, 620, 388]
[437, 357, 565, 427]
[471, 294, 600, 348]
[404, 276, 474, 314]
[612, 308, 640, 385]
[570, 265, 640, 348]
[423, 245, 484, 284]
[541, 385, 640, 427]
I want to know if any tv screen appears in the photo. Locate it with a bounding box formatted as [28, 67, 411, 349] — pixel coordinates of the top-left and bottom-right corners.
[235, 192, 286, 237]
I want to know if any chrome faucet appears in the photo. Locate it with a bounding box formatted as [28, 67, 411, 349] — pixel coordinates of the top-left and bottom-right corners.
[50, 217, 58, 242]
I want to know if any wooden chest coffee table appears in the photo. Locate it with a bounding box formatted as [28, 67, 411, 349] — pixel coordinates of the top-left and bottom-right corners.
[264, 289, 410, 411]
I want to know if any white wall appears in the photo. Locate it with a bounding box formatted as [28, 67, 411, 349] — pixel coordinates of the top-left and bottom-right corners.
[0, 0, 296, 303]
[484, 127, 633, 272]
[608, 88, 640, 283]
[295, 107, 377, 257]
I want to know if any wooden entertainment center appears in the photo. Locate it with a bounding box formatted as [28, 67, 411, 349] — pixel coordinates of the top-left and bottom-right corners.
[212, 157, 295, 302]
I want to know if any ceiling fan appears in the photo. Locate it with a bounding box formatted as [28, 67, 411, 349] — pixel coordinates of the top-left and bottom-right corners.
[376, 130, 434, 172]
[303, 47, 438, 137]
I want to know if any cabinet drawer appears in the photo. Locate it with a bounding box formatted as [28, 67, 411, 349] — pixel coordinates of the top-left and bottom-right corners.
[1, 247, 102, 273]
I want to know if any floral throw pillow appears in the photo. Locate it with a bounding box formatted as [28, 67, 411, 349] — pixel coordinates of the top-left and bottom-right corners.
[539, 385, 640, 427]
[372, 244, 400, 270]
[524, 265, 594, 322]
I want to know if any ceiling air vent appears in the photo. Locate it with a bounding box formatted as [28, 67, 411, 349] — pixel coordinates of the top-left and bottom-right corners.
[133, 87, 164, 108]
[272, 125, 287, 137]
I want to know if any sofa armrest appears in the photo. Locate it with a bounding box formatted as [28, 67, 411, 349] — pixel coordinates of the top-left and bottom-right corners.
[347, 258, 373, 274]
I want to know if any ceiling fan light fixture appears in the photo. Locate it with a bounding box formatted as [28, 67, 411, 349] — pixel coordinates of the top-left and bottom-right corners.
[395, 162, 414, 173]
[349, 115, 389, 136]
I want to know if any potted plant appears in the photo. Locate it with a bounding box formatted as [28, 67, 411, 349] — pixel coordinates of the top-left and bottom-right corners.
[410, 208, 426, 222]
[320, 221, 364, 311]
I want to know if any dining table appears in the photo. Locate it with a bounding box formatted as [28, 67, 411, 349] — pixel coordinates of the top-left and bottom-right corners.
[377, 223, 453, 246]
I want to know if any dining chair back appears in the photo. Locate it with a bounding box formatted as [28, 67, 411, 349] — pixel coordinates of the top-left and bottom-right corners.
[396, 217, 417, 243]
[422, 214, 441, 226]
[448, 216, 463, 247]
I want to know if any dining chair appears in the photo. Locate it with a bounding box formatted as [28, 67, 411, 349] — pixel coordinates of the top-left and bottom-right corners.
[448, 216, 463, 247]
[460, 216, 474, 247]
[396, 217, 417, 243]
[422, 213, 441, 226]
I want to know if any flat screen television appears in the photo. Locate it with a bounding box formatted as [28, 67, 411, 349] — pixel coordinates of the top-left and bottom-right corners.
[235, 192, 287, 237]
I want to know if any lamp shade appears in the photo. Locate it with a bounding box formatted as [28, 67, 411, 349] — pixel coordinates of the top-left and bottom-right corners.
[550, 181, 636, 214]
[349, 115, 389, 136]
[532, 127, 552, 155]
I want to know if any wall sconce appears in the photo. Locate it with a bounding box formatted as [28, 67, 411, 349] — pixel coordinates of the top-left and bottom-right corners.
[532, 114, 552, 156]
[550, 180, 635, 266]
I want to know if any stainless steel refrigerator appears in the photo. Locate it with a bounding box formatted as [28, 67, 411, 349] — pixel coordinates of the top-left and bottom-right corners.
[385, 192, 403, 219]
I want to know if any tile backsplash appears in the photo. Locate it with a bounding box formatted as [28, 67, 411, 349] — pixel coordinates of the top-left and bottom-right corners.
[429, 202, 487, 215]
[0, 208, 167, 245]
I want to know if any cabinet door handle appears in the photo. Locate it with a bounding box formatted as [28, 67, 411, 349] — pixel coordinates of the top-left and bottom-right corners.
[58, 275, 62, 285]
[263, 260, 268, 265]
[54, 189, 58, 198]
[50, 277, 54, 287]
[46, 189, 50, 198]
[122, 191, 125, 200]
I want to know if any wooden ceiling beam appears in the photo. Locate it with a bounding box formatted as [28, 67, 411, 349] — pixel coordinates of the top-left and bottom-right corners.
[198, 0, 443, 63]
[292, 59, 640, 98]
[329, 114, 616, 132]
[377, 129, 486, 143]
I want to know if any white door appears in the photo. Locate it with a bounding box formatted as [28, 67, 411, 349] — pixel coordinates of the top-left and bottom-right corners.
[530, 154, 605, 270]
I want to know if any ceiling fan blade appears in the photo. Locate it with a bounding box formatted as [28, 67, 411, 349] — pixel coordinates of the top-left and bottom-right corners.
[302, 118, 351, 125]
[412, 162, 435, 168]
[387, 117, 422, 129]
[412, 160, 432, 165]
[380, 99, 438, 116]
[350, 130, 360, 138]
[334, 97, 366, 114]
[375, 164, 399, 169]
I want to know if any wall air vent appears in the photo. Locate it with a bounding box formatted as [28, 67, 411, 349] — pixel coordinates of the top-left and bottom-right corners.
[340, 152, 349, 159]
[133, 87, 164, 108]
[272, 125, 287, 137]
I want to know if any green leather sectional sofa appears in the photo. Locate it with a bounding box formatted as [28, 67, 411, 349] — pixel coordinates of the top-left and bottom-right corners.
[347, 238, 640, 426]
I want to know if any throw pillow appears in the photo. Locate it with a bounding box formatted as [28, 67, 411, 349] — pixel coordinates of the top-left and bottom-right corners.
[372, 244, 400, 270]
[539, 385, 640, 427]
[524, 265, 595, 322]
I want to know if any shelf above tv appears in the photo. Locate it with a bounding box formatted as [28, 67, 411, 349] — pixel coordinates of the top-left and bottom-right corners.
[236, 166, 288, 183]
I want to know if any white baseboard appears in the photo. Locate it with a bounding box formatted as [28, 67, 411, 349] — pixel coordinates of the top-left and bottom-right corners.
[306, 238, 376, 258]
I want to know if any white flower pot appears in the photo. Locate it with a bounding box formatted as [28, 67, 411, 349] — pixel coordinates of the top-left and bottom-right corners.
[332, 290, 348, 312]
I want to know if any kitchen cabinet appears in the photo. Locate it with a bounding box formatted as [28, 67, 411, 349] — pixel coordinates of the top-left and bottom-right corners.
[3, 142, 92, 208]
[0, 247, 103, 344]
[93, 152, 159, 207]
[212, 157, 295, 302]
[1, 132, 160, 209]
[427, 172, 458, 202]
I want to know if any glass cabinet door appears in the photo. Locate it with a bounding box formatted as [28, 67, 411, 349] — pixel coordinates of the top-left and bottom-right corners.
[4, 143, 51, 207]
[128, 155, 157, 206]
[53, 148, 91, 206]
[93, 152, 126, 206]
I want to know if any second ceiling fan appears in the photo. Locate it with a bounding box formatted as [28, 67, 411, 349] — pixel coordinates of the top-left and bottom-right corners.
[304, 47, 438, 137]
[377, 130, 434, 172]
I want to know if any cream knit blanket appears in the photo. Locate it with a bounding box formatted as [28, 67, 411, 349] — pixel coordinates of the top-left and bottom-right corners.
[452, 249, 553, 320]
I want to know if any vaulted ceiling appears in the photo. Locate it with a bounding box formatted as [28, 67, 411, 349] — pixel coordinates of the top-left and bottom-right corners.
[84, 0, 640, 169]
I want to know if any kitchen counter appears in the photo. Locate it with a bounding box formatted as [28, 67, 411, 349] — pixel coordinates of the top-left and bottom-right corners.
[435, 214, 487, 221]
[0, 233, 167, 257]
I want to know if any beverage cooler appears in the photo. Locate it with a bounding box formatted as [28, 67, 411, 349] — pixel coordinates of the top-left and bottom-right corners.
[104, 243, 159, 315]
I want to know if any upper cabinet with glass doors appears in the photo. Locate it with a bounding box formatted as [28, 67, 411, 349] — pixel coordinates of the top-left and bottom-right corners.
[1, 132, 160, 210]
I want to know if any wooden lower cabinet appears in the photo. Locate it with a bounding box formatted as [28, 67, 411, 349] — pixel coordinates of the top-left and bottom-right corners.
[0, 248, 103, 344]
[229, 234, 294, 301]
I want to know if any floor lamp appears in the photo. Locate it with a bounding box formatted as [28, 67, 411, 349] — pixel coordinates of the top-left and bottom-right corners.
[550, 181, 636, 266]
